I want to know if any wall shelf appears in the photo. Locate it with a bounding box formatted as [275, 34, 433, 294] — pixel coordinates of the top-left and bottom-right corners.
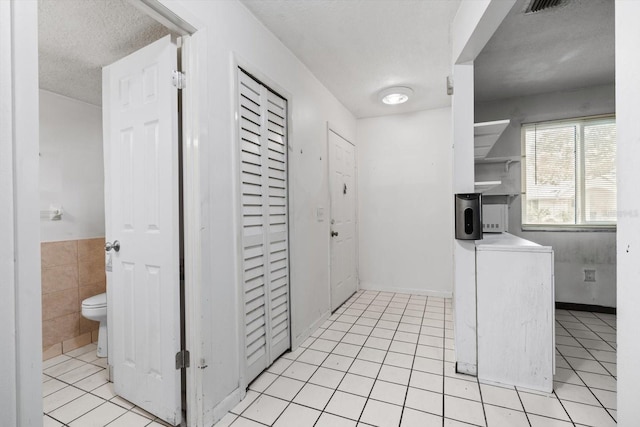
[475, 156, 521, 172]
[474, 120, 519, 197]
[474, 180, 502, 193]
[474, 119, 510, 161]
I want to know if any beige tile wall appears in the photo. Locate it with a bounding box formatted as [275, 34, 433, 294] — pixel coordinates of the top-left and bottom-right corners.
[41, 237, 106, 360]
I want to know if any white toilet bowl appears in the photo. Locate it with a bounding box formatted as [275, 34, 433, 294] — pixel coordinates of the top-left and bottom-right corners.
[81, 293, 107, 358]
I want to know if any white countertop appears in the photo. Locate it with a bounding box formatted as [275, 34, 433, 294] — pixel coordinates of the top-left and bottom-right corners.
[476, 232, 552, 252]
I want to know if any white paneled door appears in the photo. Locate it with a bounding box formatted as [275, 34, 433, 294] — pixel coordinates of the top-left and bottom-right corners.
[238, 69, 290, 384]
[103, 35, 181, 425]
[329, 130, 357, 311]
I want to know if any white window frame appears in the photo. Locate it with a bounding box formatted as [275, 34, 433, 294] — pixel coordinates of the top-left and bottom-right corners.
[521, 114, 617, 231]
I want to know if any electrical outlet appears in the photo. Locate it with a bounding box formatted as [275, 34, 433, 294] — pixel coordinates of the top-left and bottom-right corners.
[584, 269, 596, 282]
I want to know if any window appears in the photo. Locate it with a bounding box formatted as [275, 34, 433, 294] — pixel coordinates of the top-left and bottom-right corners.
[522, 115, 616, 229]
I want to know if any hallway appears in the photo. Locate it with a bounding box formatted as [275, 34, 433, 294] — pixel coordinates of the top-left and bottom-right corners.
[217, 290, 617, 427]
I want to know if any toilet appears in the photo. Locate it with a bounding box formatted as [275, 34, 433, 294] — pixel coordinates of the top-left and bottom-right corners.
[81, 293, 108, 358]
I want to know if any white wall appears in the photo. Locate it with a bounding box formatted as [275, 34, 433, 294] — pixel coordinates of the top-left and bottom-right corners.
[451, 0, 516, 64]
[39, 90, 105, 242]
[452, 63, 478, 375]
[357, 108, 453, 297]
[0, 2, 17, 423]
[475, 85, 617, 307]
[615, 0, 640, 424]
[1, 1, 43, 425]
[161, 0, 357, 421]
[450, 0, 515, 377]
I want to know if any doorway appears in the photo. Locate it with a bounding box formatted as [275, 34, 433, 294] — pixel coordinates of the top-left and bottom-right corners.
[37, 1, 193, 425]
[328, 129, 358, 311]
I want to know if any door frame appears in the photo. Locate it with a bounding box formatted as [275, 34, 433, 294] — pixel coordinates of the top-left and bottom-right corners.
[1, 2, 41, 425]
[4, 0, 208, 425]
[232, 56, 294, 394]
[326, 125, 359, 311]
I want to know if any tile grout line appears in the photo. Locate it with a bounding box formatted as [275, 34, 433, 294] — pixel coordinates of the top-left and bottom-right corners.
[45, 371, 130, 415]
[564, 311, 618, 422]
[551, 310, 616, 424]
[307, 291, 381, 424]
[556, 336, 617, 387]
[234, 290, 386, 426]
[561, 312, 616, 352]
[245, 315, 332, 425]
[552, 388, 578, 426]
[440, 298, 446, 427]
[319, 290, 386, 425]
[43, 344, 161, 426]
[103, 405, 159, 427]
[554, 347, 609, 425]
[308, 292, 368, 426]
[570, 311, 617, 378]
[352, 291, 399, 425]
[537, 311, 615, 425]
[515, 386, 578, 427]
[516, 316, 617, 426]
[392, 292, 424, 427]
[512, 384, 534, 427]
[331, 291, 435, 424]
[43, 413, 68, 427]
[560, 315, 617, 382]
[52, 298, 615, 427]
[45, 387, 106, 426]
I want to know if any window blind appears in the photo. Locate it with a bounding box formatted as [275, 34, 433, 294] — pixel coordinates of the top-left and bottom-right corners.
[522, 116, 616, 228]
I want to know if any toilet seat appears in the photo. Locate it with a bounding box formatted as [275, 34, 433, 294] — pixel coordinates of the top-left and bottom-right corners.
[82, 292, 106, 309]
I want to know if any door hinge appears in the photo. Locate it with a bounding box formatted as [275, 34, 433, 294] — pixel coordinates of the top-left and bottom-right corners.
[172, 70, 186, 89]
[175, 350, 190, 369]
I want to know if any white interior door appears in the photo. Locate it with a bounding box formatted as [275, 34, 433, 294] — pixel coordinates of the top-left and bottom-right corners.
[329, 130, 357, 311]
[103, 35, 181, 425]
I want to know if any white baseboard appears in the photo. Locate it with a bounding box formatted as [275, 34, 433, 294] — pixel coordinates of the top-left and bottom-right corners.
[209, 312, 331, 425]
[358, 281, 453, 299]
[210, 387, 242, 426]
[291, 310, 331, 350]
[456, 362, 478, 376]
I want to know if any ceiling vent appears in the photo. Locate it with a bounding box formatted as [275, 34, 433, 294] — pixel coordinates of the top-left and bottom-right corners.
[525, 0, 564, 14]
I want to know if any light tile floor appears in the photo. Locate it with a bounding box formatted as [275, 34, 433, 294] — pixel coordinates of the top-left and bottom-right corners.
[217, 290, 617, 427]
[41, 290, 617, 427]
[42, 343, 173, 426]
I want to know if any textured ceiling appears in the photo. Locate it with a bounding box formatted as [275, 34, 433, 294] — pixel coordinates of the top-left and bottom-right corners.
[240, 0, 461, 118]
[38, 0, 173, 106]
[475, 0, 615, 102]
[38, 1, 613, 113]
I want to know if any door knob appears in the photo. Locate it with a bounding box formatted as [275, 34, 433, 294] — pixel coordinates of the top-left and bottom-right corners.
[331, 231, 339, 237]
[105, 240, 120, 252]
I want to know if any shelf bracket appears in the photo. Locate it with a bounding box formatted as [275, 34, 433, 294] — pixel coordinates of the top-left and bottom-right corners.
[504, 159, 514, 173]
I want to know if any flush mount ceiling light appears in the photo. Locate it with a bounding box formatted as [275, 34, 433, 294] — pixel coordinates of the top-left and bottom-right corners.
[379, 86, 413, 105]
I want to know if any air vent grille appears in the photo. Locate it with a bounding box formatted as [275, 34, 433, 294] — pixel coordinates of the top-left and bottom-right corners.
[525, 0, 564, 14]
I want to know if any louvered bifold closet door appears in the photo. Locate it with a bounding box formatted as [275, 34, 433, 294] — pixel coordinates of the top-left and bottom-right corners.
[238, 69, 290, 385]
